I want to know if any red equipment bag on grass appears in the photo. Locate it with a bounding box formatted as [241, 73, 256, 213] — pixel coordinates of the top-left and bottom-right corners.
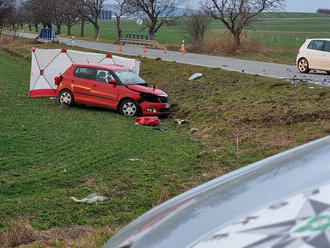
[136, 116, 160, 126]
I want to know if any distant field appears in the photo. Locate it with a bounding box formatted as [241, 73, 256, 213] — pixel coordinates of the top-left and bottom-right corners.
[22, 12, 330, 50]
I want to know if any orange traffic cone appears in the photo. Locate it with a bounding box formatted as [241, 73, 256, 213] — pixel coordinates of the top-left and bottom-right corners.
[119, 43, 123, 52]
[181, 40, 186, 55]
[144, 45, 147, 53]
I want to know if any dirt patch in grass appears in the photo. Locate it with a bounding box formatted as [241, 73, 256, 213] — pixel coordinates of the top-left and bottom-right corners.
[0, 221, 115, 248]
[242, 109, 330, 127]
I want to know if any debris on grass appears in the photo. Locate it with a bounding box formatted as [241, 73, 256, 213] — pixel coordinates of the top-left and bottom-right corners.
[198, 151, 207, 157]
[189, 73, 203, 81]
[190, 128, 199, 133]
[87, 179, 95, 184]
[70, 194, 108, 204]
[135, 116, 160, 126]
[153, 127, 166, 132]
[128, 158, 140, 161]
[175, 119, 189, 125]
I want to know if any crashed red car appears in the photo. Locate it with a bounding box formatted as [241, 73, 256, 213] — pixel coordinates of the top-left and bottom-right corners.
[55, 63, 170, 116]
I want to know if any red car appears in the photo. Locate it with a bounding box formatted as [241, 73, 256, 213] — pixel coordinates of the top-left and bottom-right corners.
[55, 63, 170, 116]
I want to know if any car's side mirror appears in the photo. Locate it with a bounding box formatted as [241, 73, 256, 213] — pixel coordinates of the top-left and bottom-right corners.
[108, 79, 116, 84]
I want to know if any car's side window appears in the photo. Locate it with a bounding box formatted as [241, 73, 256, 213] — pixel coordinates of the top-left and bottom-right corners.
[307, 40, 324, 51]
[324, 41, 330, 52]
[74, 67, 97, 81]
[95, 69, 115, 83]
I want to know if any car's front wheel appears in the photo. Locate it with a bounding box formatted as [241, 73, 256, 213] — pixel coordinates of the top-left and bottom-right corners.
[298, 58, 310, 73]
[119, 99, 140, 116]
[59, 89, 74, 106]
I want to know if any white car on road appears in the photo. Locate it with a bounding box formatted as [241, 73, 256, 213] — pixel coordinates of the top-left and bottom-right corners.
[297, 38, 330, 74]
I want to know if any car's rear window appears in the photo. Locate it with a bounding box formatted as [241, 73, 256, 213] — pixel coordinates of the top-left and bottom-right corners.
[74, 67, 96, 80]
[307, 40, 325, 51]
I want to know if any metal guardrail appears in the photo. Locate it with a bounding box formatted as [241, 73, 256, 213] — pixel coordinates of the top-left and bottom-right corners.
[114, 37, 166, 50]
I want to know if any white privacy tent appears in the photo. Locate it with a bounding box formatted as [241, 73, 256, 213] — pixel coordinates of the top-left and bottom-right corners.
[29, 48, 141, 98]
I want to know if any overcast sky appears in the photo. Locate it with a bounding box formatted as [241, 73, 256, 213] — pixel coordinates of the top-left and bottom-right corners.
[105, 0, 330, 13]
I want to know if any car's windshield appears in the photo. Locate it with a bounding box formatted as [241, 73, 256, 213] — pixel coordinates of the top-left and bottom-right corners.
[113, 70, 146, 85]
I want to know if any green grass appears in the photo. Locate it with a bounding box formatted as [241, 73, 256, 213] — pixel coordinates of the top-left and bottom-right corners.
[1, 36, 330, 246]
[0, 52, 202, 231]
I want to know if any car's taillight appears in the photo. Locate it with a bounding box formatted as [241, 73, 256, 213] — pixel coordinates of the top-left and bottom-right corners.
[55, 76, 63, 86]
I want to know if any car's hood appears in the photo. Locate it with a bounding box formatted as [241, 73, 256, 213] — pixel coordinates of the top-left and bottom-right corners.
[126, 85, 167, 97]
[103, 136, 330, 248]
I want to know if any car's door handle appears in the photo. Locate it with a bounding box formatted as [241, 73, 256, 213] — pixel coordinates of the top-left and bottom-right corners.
[93, 83, 96, 87]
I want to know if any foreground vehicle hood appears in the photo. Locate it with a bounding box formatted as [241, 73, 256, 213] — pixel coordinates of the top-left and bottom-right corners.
[126, 85, 167, 96]
[103, 136, 330, 248]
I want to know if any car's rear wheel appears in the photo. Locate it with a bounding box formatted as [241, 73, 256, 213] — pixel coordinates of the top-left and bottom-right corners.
[59, 89, 74, 106]
[119, 99, 140, 116]
[298, 58, 310, 73]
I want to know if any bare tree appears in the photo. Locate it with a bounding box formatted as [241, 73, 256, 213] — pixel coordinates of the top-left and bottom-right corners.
[126, 0, 184, 36]
[185, 10, 211, 47]
[83, 0, 105, 39]
[0, 0, 15, 33]
[51, 0, 65, 34]
[204, 0, 284, 48]
[317, 9, 330, 15]
[63, 0, 80, 36]
[114, 0, 128, 39]
[37, 0, 53, 28]
[21, 0, 41, 32]
[77, 0, 89, 37]
[23, 0, 53, 30]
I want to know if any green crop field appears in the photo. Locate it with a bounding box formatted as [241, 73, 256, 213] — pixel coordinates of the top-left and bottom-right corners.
[23, 12, 330, 48]
[1, 36, 330, 247]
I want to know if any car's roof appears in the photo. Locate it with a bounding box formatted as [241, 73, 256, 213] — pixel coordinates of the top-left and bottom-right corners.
[104, 136, 330, 248]
[73, 63, 129, 71]
[306, 38, 330, 42]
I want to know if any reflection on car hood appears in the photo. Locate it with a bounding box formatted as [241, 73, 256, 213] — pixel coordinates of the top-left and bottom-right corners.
[126, 84, 167, 97]
[103, 136, 330, 248]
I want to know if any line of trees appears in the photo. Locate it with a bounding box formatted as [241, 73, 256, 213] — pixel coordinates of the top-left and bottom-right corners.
[0, 0, 105, 38]
[1, 0, 285, 49]
[317, 9, 330, 15]
[0, 0, 15, 33]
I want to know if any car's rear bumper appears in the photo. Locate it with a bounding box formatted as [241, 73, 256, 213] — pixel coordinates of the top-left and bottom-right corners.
[140, 102, 170, 116]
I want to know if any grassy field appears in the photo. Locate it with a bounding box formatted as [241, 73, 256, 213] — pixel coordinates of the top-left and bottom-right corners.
[45, 12, 330, 47]
[1, 36, 330, 247]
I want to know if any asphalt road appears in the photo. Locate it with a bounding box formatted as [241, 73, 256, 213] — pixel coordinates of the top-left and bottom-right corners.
[12, 31, 330, 86]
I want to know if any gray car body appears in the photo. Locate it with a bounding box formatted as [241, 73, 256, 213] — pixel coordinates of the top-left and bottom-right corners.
[104, 136, 330, 248]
